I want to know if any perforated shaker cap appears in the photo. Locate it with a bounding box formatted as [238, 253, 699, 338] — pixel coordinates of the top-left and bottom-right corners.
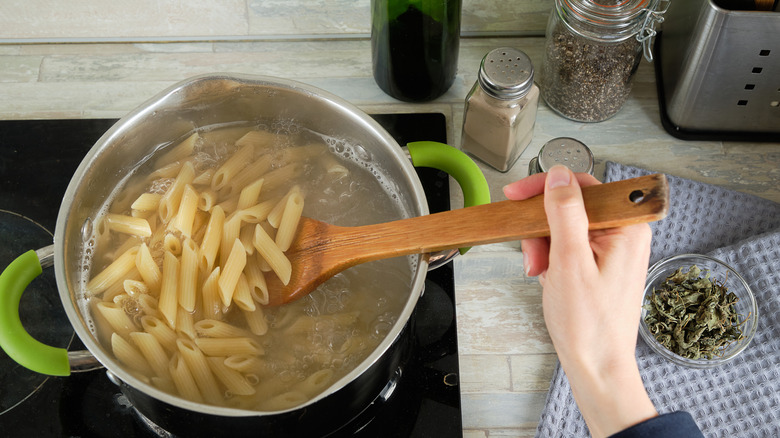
[536, 137, 595, 175]
[477, 47, 535, 100]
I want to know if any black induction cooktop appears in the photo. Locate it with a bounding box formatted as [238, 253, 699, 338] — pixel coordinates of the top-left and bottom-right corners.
[0, 113, 462, 437]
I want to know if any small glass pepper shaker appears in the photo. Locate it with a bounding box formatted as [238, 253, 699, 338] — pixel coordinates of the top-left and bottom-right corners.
[461, 47, 540, 172]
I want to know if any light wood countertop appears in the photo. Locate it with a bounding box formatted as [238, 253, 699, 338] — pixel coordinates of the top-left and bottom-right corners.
[1, 36, 778, 438]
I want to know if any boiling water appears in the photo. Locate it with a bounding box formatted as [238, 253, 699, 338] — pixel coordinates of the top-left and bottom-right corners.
[81, 121, 418, 411]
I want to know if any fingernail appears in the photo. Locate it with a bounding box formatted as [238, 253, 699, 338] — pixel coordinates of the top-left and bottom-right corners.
[522, 250, 531, 276]
[547, 165, 571, 189]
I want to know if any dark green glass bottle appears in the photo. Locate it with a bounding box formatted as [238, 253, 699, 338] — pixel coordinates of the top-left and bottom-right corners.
[371, 0, 461, 102]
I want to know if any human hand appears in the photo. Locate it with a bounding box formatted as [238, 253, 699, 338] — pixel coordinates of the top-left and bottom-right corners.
[503, 165, 657, 437]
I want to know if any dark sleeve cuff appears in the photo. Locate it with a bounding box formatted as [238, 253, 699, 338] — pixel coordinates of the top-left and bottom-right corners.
[609, 411, 704, 438]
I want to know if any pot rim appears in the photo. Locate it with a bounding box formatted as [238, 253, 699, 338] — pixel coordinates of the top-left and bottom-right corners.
[53, 73, 431, 417]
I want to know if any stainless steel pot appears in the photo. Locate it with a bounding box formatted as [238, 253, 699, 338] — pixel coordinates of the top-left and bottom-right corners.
[0, 74, 488, 436]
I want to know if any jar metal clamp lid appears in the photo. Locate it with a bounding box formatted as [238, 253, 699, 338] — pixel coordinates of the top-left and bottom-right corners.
[558, 0, 671, 62]
[528, 137, 595, 175]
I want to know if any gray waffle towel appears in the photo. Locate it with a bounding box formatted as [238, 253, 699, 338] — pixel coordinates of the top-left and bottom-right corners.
[535, 162, 780, 437]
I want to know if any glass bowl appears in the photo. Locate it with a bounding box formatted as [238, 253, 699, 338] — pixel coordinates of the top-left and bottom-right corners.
[639, 254, 758, 368]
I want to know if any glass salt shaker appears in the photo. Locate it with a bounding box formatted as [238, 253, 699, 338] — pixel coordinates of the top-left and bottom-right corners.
[541, 0, 669, 122]
[461, 47, 540, 172]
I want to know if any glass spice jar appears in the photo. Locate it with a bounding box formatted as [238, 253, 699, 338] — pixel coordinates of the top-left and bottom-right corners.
[461, 47, 540, 172]
[541, 0, 668, 122]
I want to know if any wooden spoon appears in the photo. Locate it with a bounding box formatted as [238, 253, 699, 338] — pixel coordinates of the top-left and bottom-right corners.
[265, 173, 669, 306]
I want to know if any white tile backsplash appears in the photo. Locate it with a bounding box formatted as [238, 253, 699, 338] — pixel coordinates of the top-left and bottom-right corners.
[0, 0, 553, 42]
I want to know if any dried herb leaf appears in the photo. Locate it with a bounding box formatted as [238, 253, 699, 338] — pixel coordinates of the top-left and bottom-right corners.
[643, 265, 746, 360]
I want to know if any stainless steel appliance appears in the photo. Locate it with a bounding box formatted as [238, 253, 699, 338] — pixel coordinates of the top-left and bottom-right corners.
[656, 0, 780, 140]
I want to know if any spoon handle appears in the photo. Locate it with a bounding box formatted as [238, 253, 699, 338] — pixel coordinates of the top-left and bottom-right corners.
[325, 173, 668, 263]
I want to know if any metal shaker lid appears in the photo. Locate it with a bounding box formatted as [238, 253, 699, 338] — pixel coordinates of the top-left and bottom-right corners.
[534, 137, 594, 175]
[478, 47, 535, 100]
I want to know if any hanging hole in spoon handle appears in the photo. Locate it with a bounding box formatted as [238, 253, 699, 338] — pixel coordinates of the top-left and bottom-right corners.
[629, 189, 645, 203]
[580, 173, 669, 231]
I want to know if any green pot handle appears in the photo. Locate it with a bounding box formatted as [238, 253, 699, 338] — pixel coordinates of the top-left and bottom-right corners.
[0, 249, 71, 376]
[406, 141, 491, 254]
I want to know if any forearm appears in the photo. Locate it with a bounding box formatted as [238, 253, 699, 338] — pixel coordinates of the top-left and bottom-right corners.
[561, 355, 658, 438]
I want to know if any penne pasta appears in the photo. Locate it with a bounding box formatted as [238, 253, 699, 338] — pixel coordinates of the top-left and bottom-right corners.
[218, 239, 246, 307]
[194, 337, 263, 357]
[276, 143, 327, 164]
[243, 253, 269, 305]
[236, 178, 264, 211]
[169, 352, 204, 404]
[235, 129, 277, 149]
[172, 184, 199, 237]
[177, 338, 223, 405]
[226, 155, 272, 197]
[253, 225, 291, 285]
[151, 376, 177, 395]
[192, 168, 215, 186]
[242, 306, 268, 336]
[293, 369, 334, 398]
[137, 294, 161, 320]
[197, 189, 218, 212]
[129, 331, 171, 380]
[267, 192, 290, 228]
[202, 125, 253, 145]
[232, 274, 256, 312]
[131, 193, 163, 212]
[164, 233, 182, 255]
[112, 333, 154, 376]
[320, 153, 349, 179]
[86, 246, 139, 296]
[109, 179, 148, 215]
[90, 299, 117, 348]
[230, 200, 275, 225]
[207, 357, 255, 396]
[275, 187, 304, 252]
[260, 391, 308, 412]
[194, 319, 253, 338]
[223, 355, 269, 378]
[141, 316, 178, 354]
[260, 162, 303, 194]
[211, 143, 253, 191]
[216, 196, 239, 216]
[96, 301, 138, 339]
[93, 216, 113, 263]
[112, 235, 143, 261]
[148, 160, 184, 180]
[176, 309, 196, 340]
[155, 132, 199, 168]
[201, 267, 223, 321]
[158, 251, 180, 328]
[159, 161, 195, 223]
[135, 243, 162, 295]
[198, 206, 224, 273]
[103, 269, 141, 302]
[178, 238, 199, 312]
[122, 279, 148, 296]
[281, 315, 316, 336]
[219, 217, 242, 268]
[191, 210, 209, 243]
[238, 225, 255, 255]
